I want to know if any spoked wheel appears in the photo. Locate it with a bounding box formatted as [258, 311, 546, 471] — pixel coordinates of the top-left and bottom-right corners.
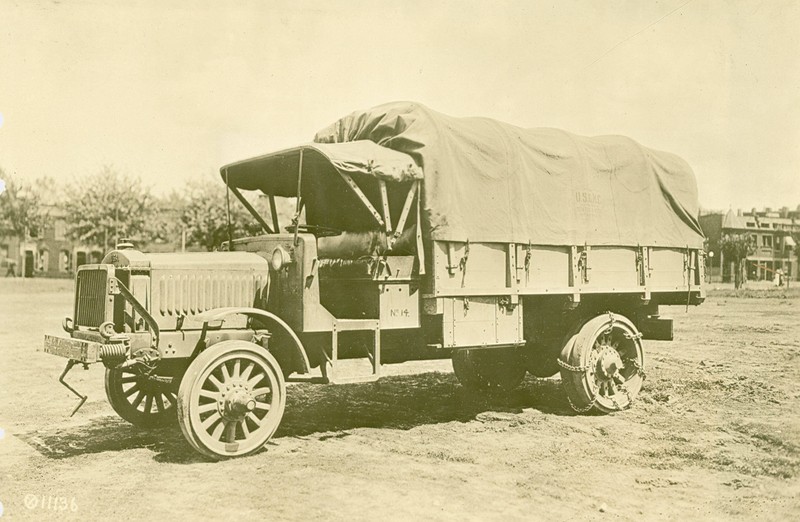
[105, 366, 178, 428]
[452, 348, 527, 391]
[559, 313, 645, 413]
[177, 340, 286, 459]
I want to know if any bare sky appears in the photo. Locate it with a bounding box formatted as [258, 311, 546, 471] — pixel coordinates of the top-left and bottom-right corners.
[1, 0, 798, 211]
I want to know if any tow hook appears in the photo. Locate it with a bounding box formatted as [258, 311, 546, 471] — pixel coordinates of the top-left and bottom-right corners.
[58, 360, 89, 417]
[58, 335, 134, 417]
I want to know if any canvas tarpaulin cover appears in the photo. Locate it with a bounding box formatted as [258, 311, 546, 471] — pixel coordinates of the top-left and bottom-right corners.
[314, 102, 704, 248]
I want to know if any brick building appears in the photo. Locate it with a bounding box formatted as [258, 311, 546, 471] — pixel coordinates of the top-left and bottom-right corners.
[700, 206, 800, 283]
[0, 205, 102, 278]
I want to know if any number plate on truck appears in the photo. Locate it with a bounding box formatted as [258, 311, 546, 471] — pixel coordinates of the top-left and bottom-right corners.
[43, 335, 100, 363]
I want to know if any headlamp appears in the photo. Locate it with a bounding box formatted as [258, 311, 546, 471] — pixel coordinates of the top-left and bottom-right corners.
[271, 247, 291, 271]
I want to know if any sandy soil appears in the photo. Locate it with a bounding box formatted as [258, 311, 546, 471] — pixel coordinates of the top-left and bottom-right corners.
[0, 278, 798, 521]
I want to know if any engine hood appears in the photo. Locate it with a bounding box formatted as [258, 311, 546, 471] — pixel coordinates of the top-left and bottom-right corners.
[102, 249, 270, 272]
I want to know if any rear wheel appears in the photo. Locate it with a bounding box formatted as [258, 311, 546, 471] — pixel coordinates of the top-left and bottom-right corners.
[105, 366, 177, 428]
[177, 341, 286, 459]
[452, 348, 527, 390]
[559, 313, 645, 413]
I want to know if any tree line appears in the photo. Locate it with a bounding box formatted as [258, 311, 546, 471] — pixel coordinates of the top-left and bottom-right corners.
[0, 165, 295, 253]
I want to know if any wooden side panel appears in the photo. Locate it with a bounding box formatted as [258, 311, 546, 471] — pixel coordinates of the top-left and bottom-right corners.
[443, 296, 523, 348]
[433, 241, 507, 291]
[582, 247, 638, 289]
[648, 248, 687, 290]
[515, 245, 570, 289]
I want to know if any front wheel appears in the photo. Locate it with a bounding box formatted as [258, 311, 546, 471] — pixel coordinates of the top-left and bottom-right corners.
[558, 313, 645, 413]
[177, 341, 286, 459]
[105, 366, 177, 428]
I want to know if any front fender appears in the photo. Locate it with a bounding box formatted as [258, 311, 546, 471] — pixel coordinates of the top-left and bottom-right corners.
[193, 307, 310, 374]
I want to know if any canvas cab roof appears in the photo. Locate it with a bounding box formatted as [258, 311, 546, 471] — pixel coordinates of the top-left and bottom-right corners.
[220, 140, 421, 197]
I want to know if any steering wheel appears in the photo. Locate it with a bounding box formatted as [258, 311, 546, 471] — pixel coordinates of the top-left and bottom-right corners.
[285, 224, 343, 237]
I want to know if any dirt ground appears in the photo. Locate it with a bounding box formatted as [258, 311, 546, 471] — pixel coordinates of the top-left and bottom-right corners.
[0, 278, 798, 521]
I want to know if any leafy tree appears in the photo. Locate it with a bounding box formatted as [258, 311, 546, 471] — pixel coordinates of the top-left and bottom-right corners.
[62, 166, 153, 250]
[721, 233, 755, 289]
[174, 175, 299, 251]
[0, 170, 48, 239]
[147, 191, 186, 247]
[177, 178, 266, 251]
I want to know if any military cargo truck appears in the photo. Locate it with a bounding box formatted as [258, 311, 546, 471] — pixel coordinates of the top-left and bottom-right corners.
[43, 102, 705, 458]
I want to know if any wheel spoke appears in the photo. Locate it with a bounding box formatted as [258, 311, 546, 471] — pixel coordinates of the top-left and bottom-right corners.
[221, 362, 232, 382]
[247, 372, 265, 388]
[240, 362, 255, 382]
[155, 393, 165, 413]
[233, 359, 241, 379]
[199, 388, 218, 400]
[202, 411, 222, 430]
[124, 384, 140, 397]
[211, 421, 226, 441]
[120, 375, 138, 384]
[144, 394, 153, 414]
[247, 411, 262, 426]
[197, 402, 218, 414]
[131, 391, 145, 408]
[208, 374, 224, 390]
[241, 418, 251, 438]
[253, 401, 271, 412]
[251, 387, 271, 397]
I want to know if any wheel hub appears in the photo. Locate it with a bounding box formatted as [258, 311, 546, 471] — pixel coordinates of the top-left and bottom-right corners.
[218, 382, 256, 421]
[596, 346, 624, 380]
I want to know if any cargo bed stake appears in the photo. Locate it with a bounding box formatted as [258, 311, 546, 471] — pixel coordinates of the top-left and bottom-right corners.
[59, 360, 87, 417]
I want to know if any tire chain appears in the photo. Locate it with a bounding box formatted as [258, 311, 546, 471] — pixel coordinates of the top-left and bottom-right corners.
[557, 358, 590, 373]
[566, 393, 597, 413]
[603, 311, 616, 336]
[558, 358, 596, 412]
[625, 357, 647, 381]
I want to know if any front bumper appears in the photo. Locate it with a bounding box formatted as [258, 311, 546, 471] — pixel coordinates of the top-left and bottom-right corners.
[43, 334, 113, 363]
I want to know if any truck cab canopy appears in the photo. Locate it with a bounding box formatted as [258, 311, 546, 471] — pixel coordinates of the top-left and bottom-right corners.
[220, 141, 421, 233]
[221, 140, 422, 195]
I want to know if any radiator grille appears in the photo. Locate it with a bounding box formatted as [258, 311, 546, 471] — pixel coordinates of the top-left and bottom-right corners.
[75, 268, 109, 327]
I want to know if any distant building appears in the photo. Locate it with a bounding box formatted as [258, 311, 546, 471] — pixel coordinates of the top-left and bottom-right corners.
[700, 206, 800, 283]
[0, 205, 103, 278]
